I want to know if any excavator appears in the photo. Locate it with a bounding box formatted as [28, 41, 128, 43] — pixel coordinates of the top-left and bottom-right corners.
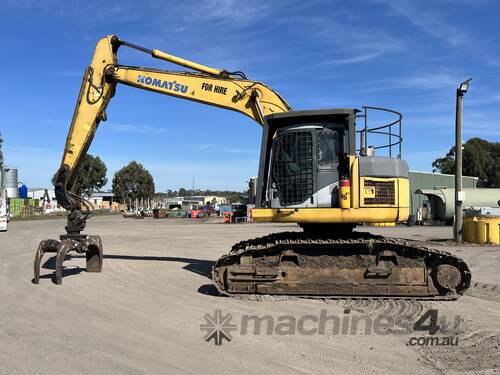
[33, 35, 471, 298]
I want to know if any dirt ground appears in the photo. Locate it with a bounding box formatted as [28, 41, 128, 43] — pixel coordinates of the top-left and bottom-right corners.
[0, 216, 499, 374]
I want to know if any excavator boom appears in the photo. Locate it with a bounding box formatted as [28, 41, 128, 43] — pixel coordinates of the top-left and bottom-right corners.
[55, 35, 290, 212]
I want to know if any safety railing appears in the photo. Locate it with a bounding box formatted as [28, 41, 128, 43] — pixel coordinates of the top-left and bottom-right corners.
[356, 106, 402, 158]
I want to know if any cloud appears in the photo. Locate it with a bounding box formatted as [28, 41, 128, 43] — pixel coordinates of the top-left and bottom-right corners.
[103, 157, 258, 191]
[304, 16, 403, 65]
[2, 0, 136, 25]
[461, 113, 500, 137]
[320, 50, 387, 65]
[376, 0, 473, 48]
[103, 122, 171, 134]
[396, 73, 459, 90]
[467, 91, 500, 105]
[195, 143, 257, 154]
[358, 72, 463, 93]
[375, 0, 500, 66]
[3, 145, 60, 186]
[181, 0, 272, 27]
[51, 70, 83, 78]
[462, 125, 500, 137]
[403, 112, 500, 138]
[404, 147, 451, 171]
[222, 147, 257, 154]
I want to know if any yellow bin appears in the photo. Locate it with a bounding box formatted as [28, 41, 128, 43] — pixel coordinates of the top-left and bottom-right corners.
[463, 215, 500, 245]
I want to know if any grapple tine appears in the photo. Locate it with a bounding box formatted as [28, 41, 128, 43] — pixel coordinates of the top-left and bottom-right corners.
[55, 239, 79, 285]
[85, 235, 103, 273]
[33, 239, 60, 284]
[33, 243, 45, 285]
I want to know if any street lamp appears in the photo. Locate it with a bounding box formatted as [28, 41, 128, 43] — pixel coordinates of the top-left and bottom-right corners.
[459, 78, 472, 93]
[454, 78, 472, 242]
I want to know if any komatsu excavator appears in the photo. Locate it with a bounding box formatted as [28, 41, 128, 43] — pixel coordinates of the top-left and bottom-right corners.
[34, 35, 471, 298]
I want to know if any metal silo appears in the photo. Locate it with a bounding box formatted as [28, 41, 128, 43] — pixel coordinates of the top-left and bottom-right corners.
[1, 167, 19, 198]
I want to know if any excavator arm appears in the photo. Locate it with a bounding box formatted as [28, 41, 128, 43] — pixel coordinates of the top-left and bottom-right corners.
[55, 35, 290, 213]
[36, 35, 291, 284]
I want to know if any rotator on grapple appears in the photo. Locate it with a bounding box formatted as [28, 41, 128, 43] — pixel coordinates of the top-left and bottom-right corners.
[34, 35, 471, 298]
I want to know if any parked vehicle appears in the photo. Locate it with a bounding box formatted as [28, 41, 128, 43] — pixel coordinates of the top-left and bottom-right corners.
[191, 209, 209, 218]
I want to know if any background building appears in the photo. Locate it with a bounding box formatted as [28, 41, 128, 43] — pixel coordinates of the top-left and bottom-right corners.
[89, 191, 116, 209]
[409, 171, 478, 220]
[415, 187, 500, 223]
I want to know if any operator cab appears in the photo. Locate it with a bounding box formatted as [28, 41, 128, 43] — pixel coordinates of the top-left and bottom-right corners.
[259, 108, 408, 210]
[261, 109, 357, 209]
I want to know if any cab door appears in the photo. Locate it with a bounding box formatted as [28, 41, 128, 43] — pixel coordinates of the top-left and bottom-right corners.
[316, 126, 344, 207]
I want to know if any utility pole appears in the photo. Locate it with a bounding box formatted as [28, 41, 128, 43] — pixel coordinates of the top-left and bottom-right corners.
[454, 78, 471, 242]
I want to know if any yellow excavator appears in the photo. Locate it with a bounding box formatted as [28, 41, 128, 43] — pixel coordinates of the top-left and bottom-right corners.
[34, 35, 470, 298]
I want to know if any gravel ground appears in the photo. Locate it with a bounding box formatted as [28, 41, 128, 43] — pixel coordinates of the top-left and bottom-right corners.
[0, 216, 499, 374]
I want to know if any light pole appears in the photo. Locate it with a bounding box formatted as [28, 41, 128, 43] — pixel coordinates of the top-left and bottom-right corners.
[454, 78, 471, 242]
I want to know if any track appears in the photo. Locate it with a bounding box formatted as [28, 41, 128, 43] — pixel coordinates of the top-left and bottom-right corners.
[212, 231, 472, 298]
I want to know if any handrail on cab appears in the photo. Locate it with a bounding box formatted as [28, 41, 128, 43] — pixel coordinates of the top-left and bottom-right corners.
[356, 106, 403, 158]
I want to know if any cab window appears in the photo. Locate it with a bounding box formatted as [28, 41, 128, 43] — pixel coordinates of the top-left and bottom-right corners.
[318, 128, 340, 167]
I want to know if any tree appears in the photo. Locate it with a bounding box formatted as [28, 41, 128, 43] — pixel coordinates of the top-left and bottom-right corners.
[0, 131, 3, 171]
[52, 154, 107, 196]
[112, 161, 155, 202]
[432, 137, 499, 187]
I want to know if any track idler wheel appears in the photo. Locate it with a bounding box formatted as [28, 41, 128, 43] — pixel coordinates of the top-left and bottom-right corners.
[433, 263, 463, 293]
[33, 235, 103, 285]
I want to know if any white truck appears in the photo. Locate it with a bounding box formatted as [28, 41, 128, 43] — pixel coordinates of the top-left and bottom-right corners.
[0, 189, 8, 232]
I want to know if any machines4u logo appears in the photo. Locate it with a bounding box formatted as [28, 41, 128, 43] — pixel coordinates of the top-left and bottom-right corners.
[137, 75, 188, 93]
[200, 308, 462, 347]
[200, 310, 237, 346]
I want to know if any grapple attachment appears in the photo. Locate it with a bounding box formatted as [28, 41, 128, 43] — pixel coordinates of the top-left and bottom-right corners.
[33, 235, 103, 285]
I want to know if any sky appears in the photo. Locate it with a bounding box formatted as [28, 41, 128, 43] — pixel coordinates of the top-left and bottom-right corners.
[0, 0, 499, 192]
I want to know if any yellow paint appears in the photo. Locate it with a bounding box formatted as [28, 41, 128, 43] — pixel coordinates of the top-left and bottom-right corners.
[367, 222, 396, 227]
[61, 35, 117, 171]
[111, 67, 290, 123]
[398, 177, 410, 208]
[339, 182, 351, 209]
[348, 156, 359, 208]
[59, 34, 290, 175]
[357, 176, 409, 222]
[253, 207, 409, 224]
[152, 49, 223, 76]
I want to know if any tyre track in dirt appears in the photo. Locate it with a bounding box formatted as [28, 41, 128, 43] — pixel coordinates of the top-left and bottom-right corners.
[465, 282, 500, 303]
[331, 298, 500, 373]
